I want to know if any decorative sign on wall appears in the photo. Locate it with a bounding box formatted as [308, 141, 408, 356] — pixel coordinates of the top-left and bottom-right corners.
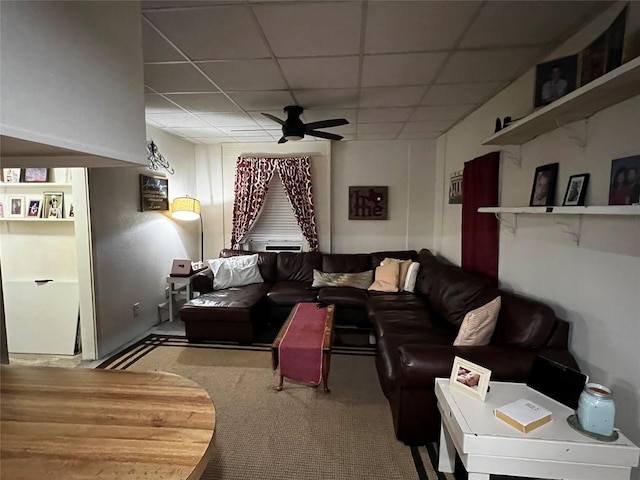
[349, 186, 388, 220]
[449, 170, 463, 204]
[139, 174, 169, 211]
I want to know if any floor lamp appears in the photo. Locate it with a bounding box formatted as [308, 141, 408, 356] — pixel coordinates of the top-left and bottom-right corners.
[171, 196, 203, 262]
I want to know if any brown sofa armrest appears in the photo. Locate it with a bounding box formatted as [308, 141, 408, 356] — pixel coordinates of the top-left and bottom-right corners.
[192, 270, 214, 294]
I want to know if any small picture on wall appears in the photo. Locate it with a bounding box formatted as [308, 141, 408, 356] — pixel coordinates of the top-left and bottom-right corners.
[449, 170, 463, 204]
[2, 168, 21, 183]
[20, 168, 50, 183]
[8, 195, 25, 217]
[27, 199, 42, 217]
[349, 186, 388, 220]
[43, 192, 64, 219]
[562, 174, 590, 206]
[529, 163, 559, 206]
[609, 155, 640, 205]
[534, 55, 578, 107]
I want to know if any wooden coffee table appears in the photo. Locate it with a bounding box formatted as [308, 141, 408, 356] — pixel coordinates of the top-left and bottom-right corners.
[435, 378, 639, 480]
[271, 303, 335, 392]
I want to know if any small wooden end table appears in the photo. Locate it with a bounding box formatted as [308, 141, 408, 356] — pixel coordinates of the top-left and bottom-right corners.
[271, 303, 335, 392]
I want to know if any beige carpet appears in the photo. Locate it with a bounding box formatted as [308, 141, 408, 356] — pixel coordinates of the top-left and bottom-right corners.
[100, 336, 455, 480]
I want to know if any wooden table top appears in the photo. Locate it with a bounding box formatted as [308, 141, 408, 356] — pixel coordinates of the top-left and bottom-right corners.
[0, 365, 216, 480]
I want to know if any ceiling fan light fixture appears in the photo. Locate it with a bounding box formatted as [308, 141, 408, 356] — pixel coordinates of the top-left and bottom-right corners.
[284, 134, 303, 141]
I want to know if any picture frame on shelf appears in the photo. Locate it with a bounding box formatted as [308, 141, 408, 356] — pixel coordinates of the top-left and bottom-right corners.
[562, 174, 590, 206]
[20, 168, 50, 183]
[449, 356, 492, 401]
[534, 55, 578, 108]
[43, 192, 64, 219]
[0, 196, 4, 217]
[27, 199, 42, 218]
[609, 155, 640, 205]
[529, 163, 559, 206]
[8, 195, 25, 217]
[2, 168, 21, 183]
[65, 193, 74, 218]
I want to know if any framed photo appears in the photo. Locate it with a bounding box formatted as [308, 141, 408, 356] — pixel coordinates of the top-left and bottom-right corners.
[8, 195, 26, 217]
[529, 163, 559, 207]
[448, 170, 463, 204]
[20, 168, 50, 183]
[562, 174, 590, 206]
[609, 155, 640, 205]
[449, 356, 492, 401]
[349, 186, 388, 220]
[140, 174, 169, 212]
[27, 198, 42, 218]
[43, 192, 64, 219]
[2, 168, 21, 183]
[534, 55, 578, 107]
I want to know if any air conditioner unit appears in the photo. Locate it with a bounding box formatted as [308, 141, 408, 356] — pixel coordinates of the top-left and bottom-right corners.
[249, 239, 303, 253]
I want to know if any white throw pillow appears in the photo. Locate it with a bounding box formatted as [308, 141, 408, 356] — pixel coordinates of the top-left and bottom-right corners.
[207, 254, 264, 290]
[453, 296, 501, 346]
[403, 262, 420, 293]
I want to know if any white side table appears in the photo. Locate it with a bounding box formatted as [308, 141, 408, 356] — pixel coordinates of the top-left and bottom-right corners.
[435, 378, 639, 480]
[166, 270, 207, 322]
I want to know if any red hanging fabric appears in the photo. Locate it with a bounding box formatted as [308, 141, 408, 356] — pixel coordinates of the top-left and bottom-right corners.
[461, 152, 500, 283]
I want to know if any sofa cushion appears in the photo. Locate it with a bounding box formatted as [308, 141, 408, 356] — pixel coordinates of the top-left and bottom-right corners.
[208, 254, 264, 290]
[380, 258, 412, 291]
[181, 282, 272, 314]
[453, 296, 501, 346]
[403, 262, 420, 293]
[371, 250, 417, 268]
[311, 270, 373, 289]
[219, 249, 278, 283]
[373, 310, 455, 344]
[494, 291, 557, 349]
[318, 287, 369, 309]
[367, 292, 428, 319]
[266, 281, 317, 305]
[369, 261, 400, 292]
[276, 252, 322, 282]
[322, 254, 372, 273]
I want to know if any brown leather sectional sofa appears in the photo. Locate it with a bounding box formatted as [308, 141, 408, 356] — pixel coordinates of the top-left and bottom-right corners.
[181, 247, 578, 445]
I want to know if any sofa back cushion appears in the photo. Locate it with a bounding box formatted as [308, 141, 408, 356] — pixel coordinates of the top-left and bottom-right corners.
[493, 291, 557, 349]
[370, 250, 417, 268]
[322, 254, 372, 273]
[219, 249, 278, 283]
[277, 252, 322, 282]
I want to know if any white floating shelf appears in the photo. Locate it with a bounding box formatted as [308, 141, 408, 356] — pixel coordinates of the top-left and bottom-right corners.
[0, 218, 74, 222]
[478, 206, 640, 216]
[482, 57, 640, 146]
[0, 183, 71, 189]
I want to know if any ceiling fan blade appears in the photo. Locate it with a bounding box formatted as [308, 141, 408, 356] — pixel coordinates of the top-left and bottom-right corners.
[278, 136, 288, 144]
[304, 118, 349, 130]
[306, 129, 343, 141]
[262, 113, 286, 125]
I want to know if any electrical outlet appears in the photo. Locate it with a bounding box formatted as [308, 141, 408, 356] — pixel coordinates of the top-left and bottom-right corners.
[133, 302, 140, 317]
[165, 286, 170, 299]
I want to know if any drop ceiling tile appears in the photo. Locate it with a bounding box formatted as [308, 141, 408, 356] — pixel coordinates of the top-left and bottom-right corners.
[221, 128, 272, 137]
[142, 1, 220, 9]
[145, 117, 163, 128]
[197, 60, 287, 91]
[397, 131, 443, 140]
[165, 93, 240, 113]
[279, 57, 359, 89]
[357, 123, 404, 135]
[356, 133, 399, 141]
[362, 53, 447, 87]
[409, 105, 475, 122]
[144, 64, 216, 93]
[227, 91, 296, 112]
[143, 6, 270, 60]
[198, 112, 259, 127]
[365, 1, 480, 53]
[461, 1, 603, 49]
[146, 113, 210, 128]
[253, 2, 361, 57]
[170, 127, 225, 138]
[325, 123, 357, 135]
[301, 109, 357, 124]
[191, 137, 234, 144]
[437, 47, 541, 83]
[358, 108, 413, 123]
[402, 120, 454, 134]
[422, 82, 507, 106]
[141, 21, 183, 62]
[145, 94, 184, 113]
[249, 111, 288, 126]
[293, 89, 359, 109]
[359, 86, 427, 108]
[230, 136, 278, 143]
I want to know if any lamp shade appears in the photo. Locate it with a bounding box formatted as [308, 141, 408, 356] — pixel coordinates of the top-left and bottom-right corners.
[172, 196, 201, 221]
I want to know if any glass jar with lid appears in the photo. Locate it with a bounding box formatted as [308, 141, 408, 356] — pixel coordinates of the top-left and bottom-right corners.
[576, 382, 615, 437]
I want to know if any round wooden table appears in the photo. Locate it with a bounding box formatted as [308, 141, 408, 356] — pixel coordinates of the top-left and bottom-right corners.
[0, 365, 216, 479]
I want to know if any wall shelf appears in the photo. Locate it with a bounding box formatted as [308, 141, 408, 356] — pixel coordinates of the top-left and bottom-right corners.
[0, 218, 74, 223]
[478, 206, 640, 216]
[482, 57, 640, 146]
[0, 182, 72, 189]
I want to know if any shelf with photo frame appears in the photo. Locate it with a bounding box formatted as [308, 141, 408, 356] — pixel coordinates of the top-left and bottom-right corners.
[0, 181, 74, 221]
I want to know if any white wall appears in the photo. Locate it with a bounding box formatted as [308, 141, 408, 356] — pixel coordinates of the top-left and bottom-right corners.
[332, 139, 436, 253]
[435, 3, 640, 466]
[89, 126, 197, 357]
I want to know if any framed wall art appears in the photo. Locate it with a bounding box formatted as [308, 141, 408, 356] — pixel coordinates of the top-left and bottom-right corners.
[609, 155, 640, 205]
[449, 356, 492, 401]
[349, 186, 388, 220]
[27, 198, 42, 217]
[562, 174, 590, 206]
[2, 168, 21, 183]
[8, 195, 26, 217]
[449, 170, 463, 204]
[534, 55, 578, 108]
[529, 163, 559, 207]
[43, 192, 64, 219]
[140, 174, 169, 211]
[20, 168, 50, 183]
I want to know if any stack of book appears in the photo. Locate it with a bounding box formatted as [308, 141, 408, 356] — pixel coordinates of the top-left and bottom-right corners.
[494, 398, 552, 433]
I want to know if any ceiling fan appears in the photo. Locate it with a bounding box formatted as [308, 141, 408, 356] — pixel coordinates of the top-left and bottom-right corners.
[262, 105, 349, 143]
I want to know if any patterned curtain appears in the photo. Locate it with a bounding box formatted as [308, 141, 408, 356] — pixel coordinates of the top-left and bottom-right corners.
[276, 156, 319, 252]
[231, 156, 320, 252]
[231, 157, 277, 248]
